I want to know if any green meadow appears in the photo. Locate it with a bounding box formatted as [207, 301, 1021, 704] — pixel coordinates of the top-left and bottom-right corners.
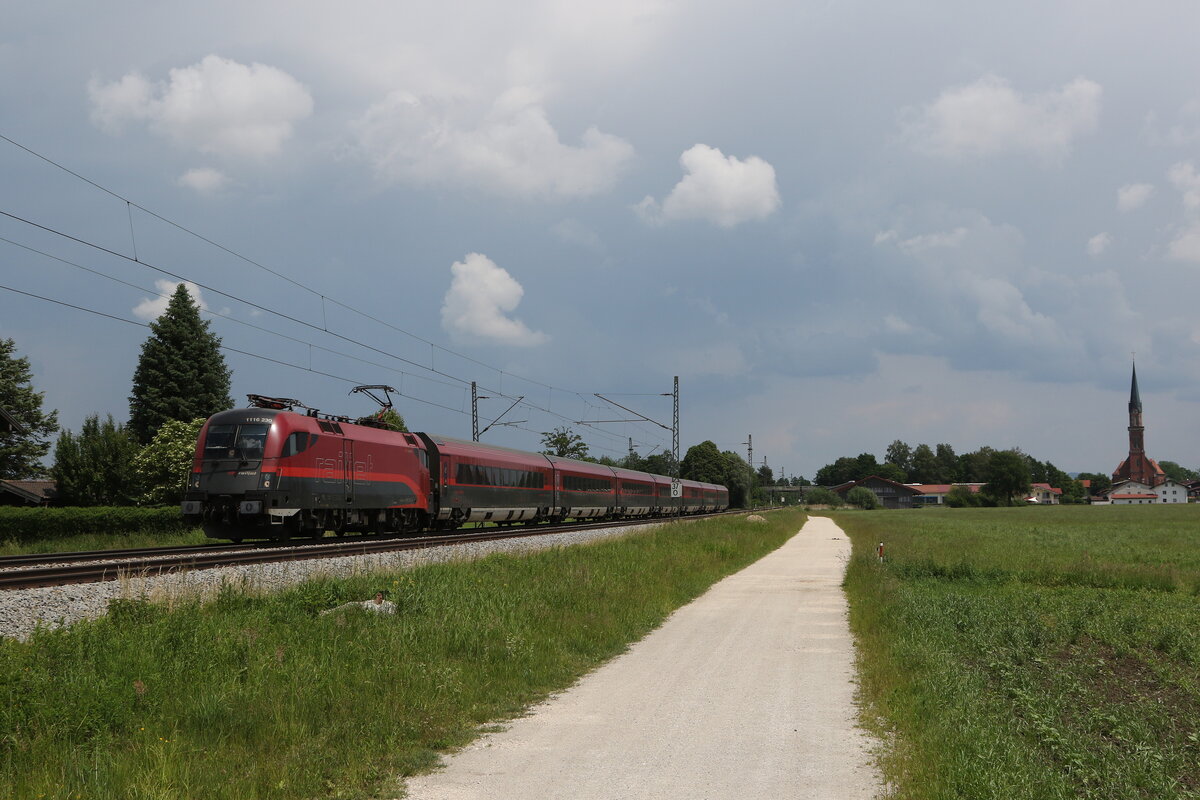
[0, 509, 802, 800]
[839, 505, 1200, 799]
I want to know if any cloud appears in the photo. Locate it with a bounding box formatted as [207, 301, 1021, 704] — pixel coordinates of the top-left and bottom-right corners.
[1087, 232, 1111, 256]
[133, 280, 213, 321]
[89, 55, 313, 158]
[440, 253, 548, 346]
[177, 167, 230, 194]
[1143, 100, 1200, 146]
[352, 87, 633, 199]
[636, 144, 781, 227]
[1168, 161, 1200, 210]
[896, 227, 968, 253]
[1117, 182, 1153, 211]
[903, 74, 1101, 160]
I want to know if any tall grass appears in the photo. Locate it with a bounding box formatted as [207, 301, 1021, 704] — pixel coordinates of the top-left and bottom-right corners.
[0, 509, 803, 800]
[840, 506, 1200, 799]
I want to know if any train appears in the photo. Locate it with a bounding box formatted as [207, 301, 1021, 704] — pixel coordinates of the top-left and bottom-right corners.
[181, 395, 729, 541]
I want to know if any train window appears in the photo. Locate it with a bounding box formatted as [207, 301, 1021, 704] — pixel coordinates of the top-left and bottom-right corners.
[237, 424, 270, 459]
[281, 432, 314, 457]
[203, 424, 236, 457]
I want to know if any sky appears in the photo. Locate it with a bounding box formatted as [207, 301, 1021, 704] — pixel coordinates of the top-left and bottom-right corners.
[2, 0, 1199, 479]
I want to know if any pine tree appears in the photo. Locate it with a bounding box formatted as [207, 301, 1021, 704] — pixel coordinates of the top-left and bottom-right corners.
[0, 338, 59, 479]
[51, 414, 140, 505]
[129, 284, 233, 444]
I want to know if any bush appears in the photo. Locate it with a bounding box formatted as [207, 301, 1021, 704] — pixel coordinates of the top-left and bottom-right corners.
[0, 506, 191, 544]
[132, 418, 205, 505]
[846, 486, 880, 509]
[804, 487, 844, 507]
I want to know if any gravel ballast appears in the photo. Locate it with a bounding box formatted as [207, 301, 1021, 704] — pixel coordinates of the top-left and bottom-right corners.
[0, 523, 662, 641]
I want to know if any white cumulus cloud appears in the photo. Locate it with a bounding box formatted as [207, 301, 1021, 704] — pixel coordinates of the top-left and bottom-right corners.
[352, 87, 633, 199]
[1168, 161, 1200, 209]
[636, 144, 781, 227]
[1117, 182, 1154, 211]
[177, 167, 230, 194]
[440, 253, 548, 346]
[1087, 232, 1111, 256]
[89, 55, 313, 158]
[903, 74, 1101, 161]
[133, 280, 214, 321]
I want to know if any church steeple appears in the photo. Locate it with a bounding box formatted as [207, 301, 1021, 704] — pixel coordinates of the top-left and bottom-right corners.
[1113, 360, 1164, 487]
[1129, 362, 1142, 414]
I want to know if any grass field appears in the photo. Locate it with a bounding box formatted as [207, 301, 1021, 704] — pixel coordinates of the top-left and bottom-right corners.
[0, 509, 803, 800]
[838, 505, 1200, 800]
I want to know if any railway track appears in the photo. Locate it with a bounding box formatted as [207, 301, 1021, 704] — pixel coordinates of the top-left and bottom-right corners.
[0, 513, 735, 591]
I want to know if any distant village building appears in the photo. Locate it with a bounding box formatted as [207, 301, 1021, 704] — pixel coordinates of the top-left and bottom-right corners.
[1106, 479, 1158, 505]
[0, 479, 56, 506]
[832, 475, 920, 509]
[1026, 483, 1062, 504]
[1111, 363, 1166, 487]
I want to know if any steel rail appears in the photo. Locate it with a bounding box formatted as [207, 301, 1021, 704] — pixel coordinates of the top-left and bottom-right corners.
[0, 513, 739, 591]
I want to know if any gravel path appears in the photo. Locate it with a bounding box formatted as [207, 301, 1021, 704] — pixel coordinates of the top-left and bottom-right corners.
[0, 523, 664, 641]
[401, 515, 880, 800]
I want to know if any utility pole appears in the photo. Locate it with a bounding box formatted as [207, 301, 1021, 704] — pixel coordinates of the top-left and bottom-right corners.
[743, 434, 754, 509]
[628, 437, 635, 462]
[471, 381, 479, 441]
[471, 381, 525, 441]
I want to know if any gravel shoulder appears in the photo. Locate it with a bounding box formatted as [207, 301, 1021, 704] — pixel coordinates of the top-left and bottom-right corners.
[402, 515, 880, 800]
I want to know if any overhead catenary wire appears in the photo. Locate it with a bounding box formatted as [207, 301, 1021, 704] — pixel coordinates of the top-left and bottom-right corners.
[0, 209, 669, 452]
[0, 133, 673, 454]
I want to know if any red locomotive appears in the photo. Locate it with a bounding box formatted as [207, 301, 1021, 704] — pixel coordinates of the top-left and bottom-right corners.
[182, 393, 729, 541]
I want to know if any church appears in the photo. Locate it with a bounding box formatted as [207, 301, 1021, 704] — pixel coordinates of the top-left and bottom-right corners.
[1105, 364, 1189, 504]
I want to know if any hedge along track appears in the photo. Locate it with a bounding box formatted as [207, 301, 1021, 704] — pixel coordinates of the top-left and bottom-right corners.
[0, 512, 746, 591]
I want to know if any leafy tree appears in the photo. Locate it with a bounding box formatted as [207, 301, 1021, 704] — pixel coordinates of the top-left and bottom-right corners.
[884, 440, 912, 472]
[846, 486, 880, 509]
[945, 485, 981, 507]
[1076, 472, 1111, 496]
[957, 446, 995, 483]
[909, 443, 938, 483]
[789, 475, 812, 487]
[815, 454, 879, 486]
[1158, 460, 1200, 483]
[720, 450, 751, 507]
[1059, 479, 1086, 505]
[129, 283, 233, 444]
[51, 414, 140, 505]
[357, 408, 408, 432]
[0, 338, 59, 478]
[934, 443, 959, 483]
[756, 463, 775, 486]
[539, 426, 589, 459]
[876, 462, 907, 483]
[620, 451, 647, 472]
[982, 450, 1031, 506]
[643, 452, 678, 478]
[131, 418, 205, 505]
[804, 487, 844, 507]
[681, 440, 726, 483]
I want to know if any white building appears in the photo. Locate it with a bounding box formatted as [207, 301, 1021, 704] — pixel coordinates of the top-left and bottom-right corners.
[1154, 478, 1188, 504]
[1108, 480, 1158, 505]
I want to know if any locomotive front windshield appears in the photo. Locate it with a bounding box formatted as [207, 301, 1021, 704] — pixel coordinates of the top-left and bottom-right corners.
[204, 423, 271, 459]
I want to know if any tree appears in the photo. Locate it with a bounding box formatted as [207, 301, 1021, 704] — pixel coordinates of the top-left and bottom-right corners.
[804, 487, 844, 507]
[884, 440, 912, 473]
[1076, 472, 1111, 496]
[129, 283, 233, 444]
[945, 485, 980, 507]
[643, 452, 678, 478]
[982, 450, 1031, 506]
[539, 426, 589, 459]
[846, 486, 880, 509]
[876, 462, 907, 483]
[957, 446, 995, 483]
[0, 338, 59, 478]
[909, 444, 938, 483]
[934, 443, 959, 483]
[1158, 460, 1200, 483]
[756, 463, 775, 486]
[357, 408, 408, 432]
[720, 450, 751, 508]
[131, 418, 205, 505]
[51, 414, 140, 505]
[681, 441, 726, 483]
